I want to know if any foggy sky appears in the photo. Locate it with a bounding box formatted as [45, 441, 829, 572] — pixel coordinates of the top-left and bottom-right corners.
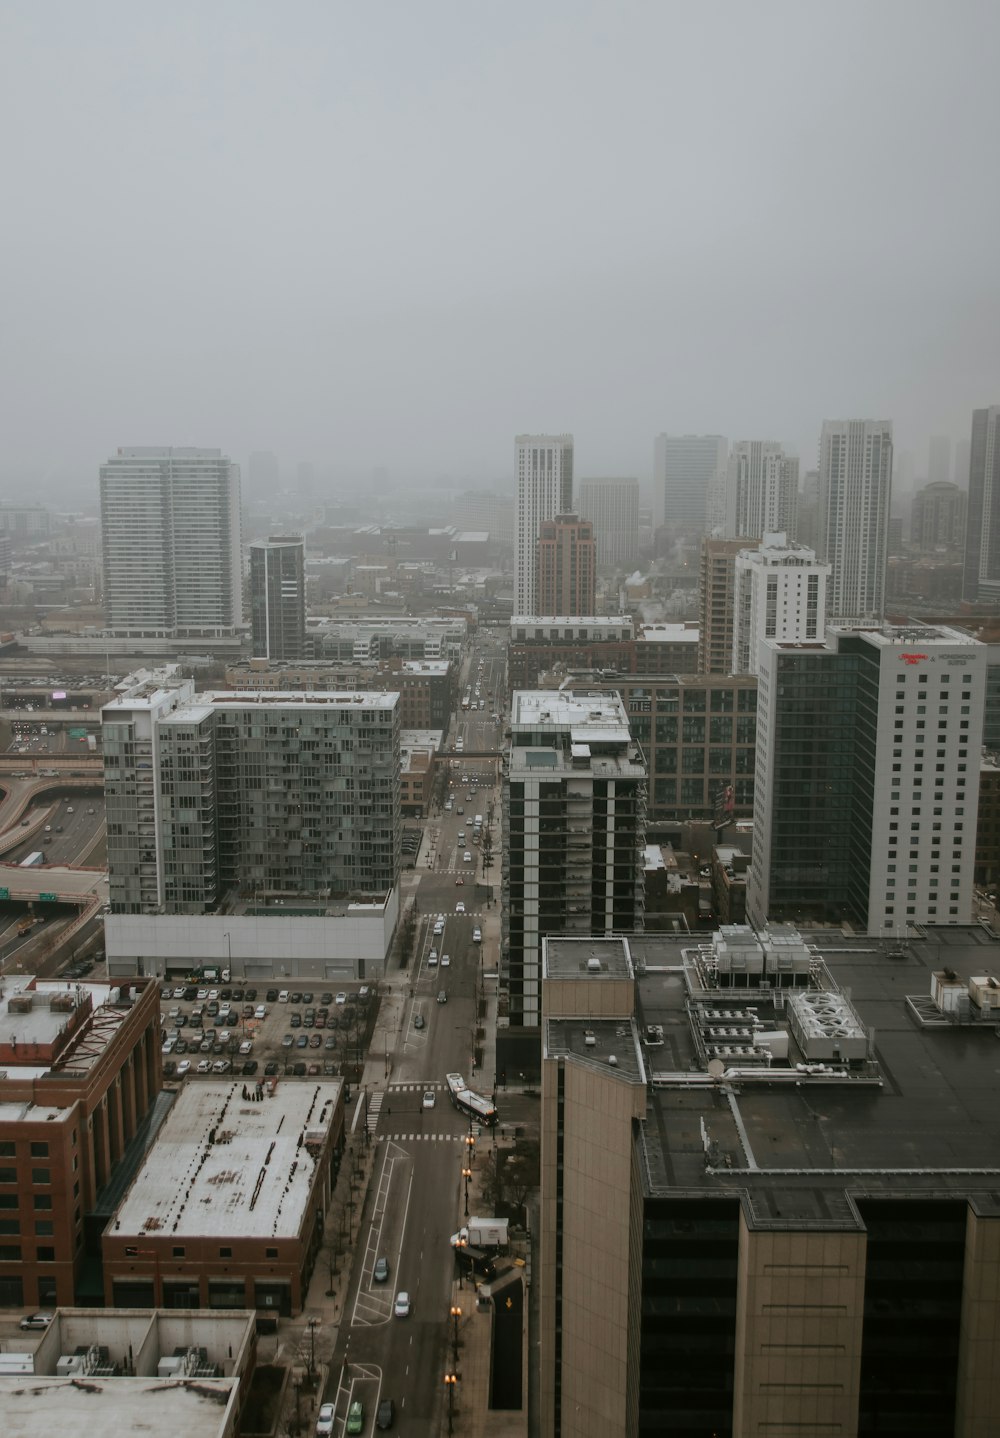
[3, 0, 999, 498]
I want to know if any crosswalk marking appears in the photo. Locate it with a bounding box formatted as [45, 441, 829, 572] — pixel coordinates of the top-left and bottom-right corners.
[388, 1081, 446, 1092]
[376, 1133, 468, 1143]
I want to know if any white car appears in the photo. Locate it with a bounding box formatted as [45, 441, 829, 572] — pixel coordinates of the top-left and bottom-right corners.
[197, 988, 209, 1001]
[316, 1403, 336, 1437]
[168, 1006, 181, 1019]
[176, 1059, 191, 1077]
[473, 927, 482, 943]
[208, 989, 219, 1001]
[254, 1005, 267, 1020]
[394, 1291, 411, 1318]
[172, 986, 186, 999]
[335, 991, 347, 1005]
[278, 990, 290, 1003]
[441, 954, 450, 968]
[433, 920, 445, 936]
[218, 1031, 232, 1045]
[428, 952, 438, 967]
[197, 1059, 212, 1073]
[239, 1040, 253, 1055]
[463, 850, 473, 863]
[422, 1090, 436, 1109]
[161, 1039, 175, 1055]
[455, 902, 466, 914]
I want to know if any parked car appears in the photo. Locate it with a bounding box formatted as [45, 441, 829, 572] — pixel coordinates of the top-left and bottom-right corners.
[19, 1313, 53, 1331]
[176, 1059, 191, 1077]
[373, 1256, 389, 1283]
[347, 1401, 364, 1436]
[316, 1402, 335, 1437]
[376, 1397, 396, 1429]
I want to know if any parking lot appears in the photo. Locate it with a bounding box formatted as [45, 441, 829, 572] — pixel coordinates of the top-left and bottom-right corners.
[159, 979, 378, 1083]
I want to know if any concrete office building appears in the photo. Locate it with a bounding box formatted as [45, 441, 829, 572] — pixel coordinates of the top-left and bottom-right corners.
[535, 513, 597, 617]
[731, 532, 829, 675]
[101, 668, 401, 979]
[249, 535, 306, 660]
[539, 927, 1000, 1438]
[961, 405, 1000, 603]
[0, 975, 162, 1310]
[577, 477, 639, 567]
[501, 691, 646, 1028]
[724, 440, 799, 541]
[818, 419, 893, 619]
[99, 447, 242, 639]
[749, 624, 987, 932]
[515, 435, 574, 616]
[653, 433, 728, 536]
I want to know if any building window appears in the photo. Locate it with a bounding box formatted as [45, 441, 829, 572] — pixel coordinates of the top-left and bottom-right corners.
[34, 1221, 53, 1236]
[31, 1169, 50, 1185]
[32, 1196, 51, 1211]
[29, 1143, 48, 1159]
[172, 1247, 185, 1259]
[266, 1247, 278, 1259]
[220, 1247, 233, 1259]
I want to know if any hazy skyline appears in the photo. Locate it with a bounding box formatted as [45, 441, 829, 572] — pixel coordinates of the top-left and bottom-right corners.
[3, 1, 999, 497]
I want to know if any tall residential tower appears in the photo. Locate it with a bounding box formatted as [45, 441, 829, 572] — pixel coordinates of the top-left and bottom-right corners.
[515, 435, 573, 616]
[818, 420, 893, 620]
[249, 535, 307, 660]
[961, 405, 1000, 604]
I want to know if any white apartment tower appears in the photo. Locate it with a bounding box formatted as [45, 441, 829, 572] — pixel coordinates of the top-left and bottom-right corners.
[818, 420, 893, 620]
[515, 435, 573, 616]
[731, 532, 829, 675]
[100, 447, 243, 638]
[653, 433, 728, 536]
[577, 477, 639, 568]
[749, 625, 986, 933]
[724, 440, 799, 540]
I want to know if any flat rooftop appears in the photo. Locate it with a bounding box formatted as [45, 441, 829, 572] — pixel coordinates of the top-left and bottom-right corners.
[112, 1079, 341, 1240]
[547, 1018, 645, 1084]
[0, 978, 144, 1081]
[0, 1376, 237, 1438]
[544, 936, 635, 981]
[511, 689, 630, 732]
[167, 690, 399, 714]
[634, 926, 1000, 1222]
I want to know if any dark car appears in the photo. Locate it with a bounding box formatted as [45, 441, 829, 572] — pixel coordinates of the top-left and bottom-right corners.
[324, 1035, 337, 1049]
[296, 1034, 309, 1048]
[293, 1061, 307, 1075]
[302, 991, 314, 1004]
[241, 1060, 258, 1075]
[231, 987, 244, 1002]
[303, 1012, 314, 1028]
[321, 992, 333, 1006]
[220, 988, 232, 1002]
[310, 1033, 322, 1048]
[373, 1256, 389, 1283]
[326, 1015, 339, 1029]
[183, 986, 198, 1001]
[264, 1061, 279, 1076]
[266, 989, 279, 1003]
[245, 987, 258, 1001]
[376, 1398, 395, 1430]
[163, 1060, 177, 1077]
[290, 1012, 302, 1028]
[289, 991, 302, 1004]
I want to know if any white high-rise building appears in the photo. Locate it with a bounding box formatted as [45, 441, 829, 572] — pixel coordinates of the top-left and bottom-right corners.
[961, 405, 1000, 604]
[515, 435, 573, 615]
[749, 624, 986, 934]
[818, 420, 893, 620]
[577, 477, 639, 568]
[731, 532, 829, 675]
[100, 447, 243, 638]
[724, 440, 799, 540]
[653, 434, 728, 536]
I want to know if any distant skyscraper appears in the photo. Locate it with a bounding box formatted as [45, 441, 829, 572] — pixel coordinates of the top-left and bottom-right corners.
[818, 419, 893, 619]
[100, 447, 242, 639]
[724, 441, 799, 540]
[454, 490, 515, 547]
[698, 536, 748, 674]
[962, 405, 1000, 604]
[515, 434, 573, 615]
[928, 434, 952, 485]
[577, 477, 639, 568]
[653, 434, 728, 536]
[954, 438, 970, 491]
[911, 482, 967, 552]
[250, 536, 307, 660]
[535, 513, 597, 617]
[731, 532, 829, 675]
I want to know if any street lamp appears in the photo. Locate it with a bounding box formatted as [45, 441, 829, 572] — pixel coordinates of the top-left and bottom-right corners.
[444, 1373, 457, 1435]
[455, 1236, 467, 1289]
[450, 1303, 462, 1366]
[307, 1317, 318, 1379]
[462, 1164, 472, 1217]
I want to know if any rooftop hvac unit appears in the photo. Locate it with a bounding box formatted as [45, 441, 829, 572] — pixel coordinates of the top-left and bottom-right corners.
[157, 1355, 185, 1377]
[586, 958, 602, 972]
[57, 1355, 85, 1377]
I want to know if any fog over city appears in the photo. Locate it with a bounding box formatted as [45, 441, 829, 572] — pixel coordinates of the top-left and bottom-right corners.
[3, 0, 999, 499]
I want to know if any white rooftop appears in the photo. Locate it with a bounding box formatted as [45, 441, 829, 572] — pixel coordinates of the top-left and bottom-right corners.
[639, 623, 699, 643]
[0, 1376, 238, 1438]
[112, 1080, 341, 1240]
[512, 690, 630, 732]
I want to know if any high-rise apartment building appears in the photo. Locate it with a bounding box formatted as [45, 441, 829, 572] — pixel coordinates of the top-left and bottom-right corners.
[961, 405, 1000, 603]
[698, 536, 751, 673]
[749, 624, 986, 932]
[100, 447, 242, 639]
[724, 440, 799, 540]
[911, 481, 967, 551]
[539, 928, 1000, 1438]
[515, 435, 573, 615]
[249, 535, 307, 660]
[502, 691, 646, 1027]
[577, 477, 639, 567]
[818, 419, 893, 619]
[653, 433, 728, 536]
[731, 532, 829, 675]
[103, 669, 400, 915]
[535, 513, 596, 617]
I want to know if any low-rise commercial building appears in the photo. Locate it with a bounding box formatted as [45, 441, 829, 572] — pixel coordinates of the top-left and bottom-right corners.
[104, 1078, 344, 1316]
